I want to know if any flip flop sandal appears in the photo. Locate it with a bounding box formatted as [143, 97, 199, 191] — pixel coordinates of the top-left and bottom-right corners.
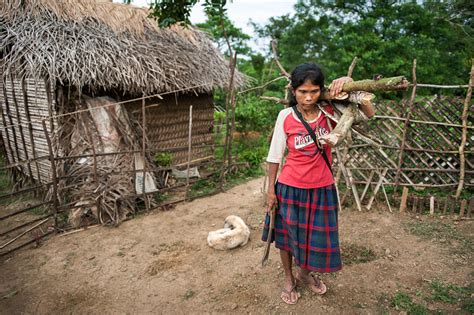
[296, 273, 327, 295]
[280, 284, 300, 305]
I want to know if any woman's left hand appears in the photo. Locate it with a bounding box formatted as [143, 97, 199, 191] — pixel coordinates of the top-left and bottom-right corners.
[329, 76, 353, 98]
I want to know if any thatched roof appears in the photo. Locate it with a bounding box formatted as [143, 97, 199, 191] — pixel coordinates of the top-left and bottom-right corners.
[0, 0, 246, 95]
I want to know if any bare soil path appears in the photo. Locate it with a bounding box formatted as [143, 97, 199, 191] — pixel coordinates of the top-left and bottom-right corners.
[0, 177, 472, 314]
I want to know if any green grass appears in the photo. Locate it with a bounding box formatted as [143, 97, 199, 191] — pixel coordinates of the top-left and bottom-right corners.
[384, 281, 474, 314]
[404, 220, 473, 256]
[428, 280, 473, 312]
[391, 292, 429, 315]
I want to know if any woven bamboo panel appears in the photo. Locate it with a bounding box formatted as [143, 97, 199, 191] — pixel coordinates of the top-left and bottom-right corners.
[0, 72, 58, 183]
[338, 96, 473, 188]
[125, 93, 215, 164]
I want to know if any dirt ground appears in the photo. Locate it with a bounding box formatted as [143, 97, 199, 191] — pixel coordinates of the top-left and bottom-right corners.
[0, 177, 472, 314]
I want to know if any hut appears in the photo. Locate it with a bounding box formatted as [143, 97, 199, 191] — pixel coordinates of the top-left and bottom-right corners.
[0, 0, 245, 225]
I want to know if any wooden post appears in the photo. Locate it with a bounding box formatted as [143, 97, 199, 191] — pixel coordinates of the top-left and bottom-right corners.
[443, 197, 448, 215]
[459, 199, 467, 217]
[400, 187, 409, 213]
[455, 59, 473, 199]
[141, 96, 149, 211]
[42, 120, 59, 231]
[429, 196, 435, 215]
[412, 196, 418, 213]
[467, 197, 474, 218]
[185, 105, 193, 200]
[395, 59, 417, 189]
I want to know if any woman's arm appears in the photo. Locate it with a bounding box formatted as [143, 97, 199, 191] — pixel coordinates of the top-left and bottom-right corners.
[329, 76, 353, 98]
[266, 162, 280, 213]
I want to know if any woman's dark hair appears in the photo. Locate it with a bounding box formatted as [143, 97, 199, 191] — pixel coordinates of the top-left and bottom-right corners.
[288, 62, 325, 107]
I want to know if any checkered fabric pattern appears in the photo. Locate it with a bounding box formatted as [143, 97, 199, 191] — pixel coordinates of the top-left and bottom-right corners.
[262, 182, 342, 273]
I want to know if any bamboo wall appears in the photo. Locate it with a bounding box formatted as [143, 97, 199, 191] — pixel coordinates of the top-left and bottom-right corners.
[125, 93, 214, 164]
[0, 71, 57, 184]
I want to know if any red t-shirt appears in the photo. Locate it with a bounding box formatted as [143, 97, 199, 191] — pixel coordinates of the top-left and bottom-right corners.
[266, 105, 336, 189]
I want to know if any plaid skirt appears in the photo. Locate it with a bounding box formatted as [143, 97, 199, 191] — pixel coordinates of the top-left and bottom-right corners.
[262, 182, 342, 273]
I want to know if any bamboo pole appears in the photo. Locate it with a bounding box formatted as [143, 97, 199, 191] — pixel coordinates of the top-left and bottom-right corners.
[220, 52, 237, 187]
[455, 59, 473, 199]
[141, 95, 149, 211]
[0, 230, 54, 257]
[366, 168, 388, 210]
[360, 170, 375, 203]
[42, 119, 58, 231]
[395, 59, 417, 189]
[185, 105, 193, 200]
[374, 115, 474, 129]
[0, 217, 51, 250]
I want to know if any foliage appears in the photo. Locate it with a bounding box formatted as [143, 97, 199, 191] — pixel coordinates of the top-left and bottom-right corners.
[147, 0, 229, 29]
[196, 8, 251, 56]
[154, 152, 173, 166]
[234, 95, 284, 133]
[253, 0, 473, 94]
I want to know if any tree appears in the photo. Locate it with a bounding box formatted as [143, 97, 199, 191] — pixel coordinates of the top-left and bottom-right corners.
[253, 0, 473, 90]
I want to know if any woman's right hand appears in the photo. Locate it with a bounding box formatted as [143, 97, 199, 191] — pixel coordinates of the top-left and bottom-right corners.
[266, 190, 277, 213]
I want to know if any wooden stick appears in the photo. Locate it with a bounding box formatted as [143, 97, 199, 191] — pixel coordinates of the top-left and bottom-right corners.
[455, 59, 473, 199]
[326, 116, 360, 211]
[185, 105, 193, 200]
[395, 59, 417, 188]
[271, 40, 290, 78]
[347, 57, 358, 77]
[360, 170, 375, 203]
[0, 214, 52, 237]
[42, 119, 59, 230]
[373, 115, 474, 130]
[381, 184, 392, 213]
[366, 168, 388, 210]
[0, 217, 51, 249]
[400, 187, 409, 213]
[416, 83, 469, 89]
[0, 230, 54, 257]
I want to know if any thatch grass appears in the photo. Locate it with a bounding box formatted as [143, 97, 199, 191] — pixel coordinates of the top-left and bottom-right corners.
[1, 0, 246, 95]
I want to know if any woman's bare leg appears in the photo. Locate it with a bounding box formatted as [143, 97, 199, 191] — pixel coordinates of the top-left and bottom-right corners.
[280, 250, 298, 303]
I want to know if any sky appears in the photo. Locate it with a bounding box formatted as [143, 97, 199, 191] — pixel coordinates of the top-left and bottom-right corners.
[114, 0, 297, 51]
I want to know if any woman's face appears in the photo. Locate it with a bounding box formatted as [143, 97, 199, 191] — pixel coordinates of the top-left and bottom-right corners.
[293, 80, 321, 110]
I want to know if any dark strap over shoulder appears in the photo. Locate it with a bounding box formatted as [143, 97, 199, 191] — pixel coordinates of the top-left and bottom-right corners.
[292, 106, 333, 175]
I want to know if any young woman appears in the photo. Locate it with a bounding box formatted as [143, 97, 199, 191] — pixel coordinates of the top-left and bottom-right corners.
[262, 62, 352, 304]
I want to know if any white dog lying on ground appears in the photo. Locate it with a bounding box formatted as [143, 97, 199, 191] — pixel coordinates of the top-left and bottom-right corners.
[207, 215, 250, 250]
